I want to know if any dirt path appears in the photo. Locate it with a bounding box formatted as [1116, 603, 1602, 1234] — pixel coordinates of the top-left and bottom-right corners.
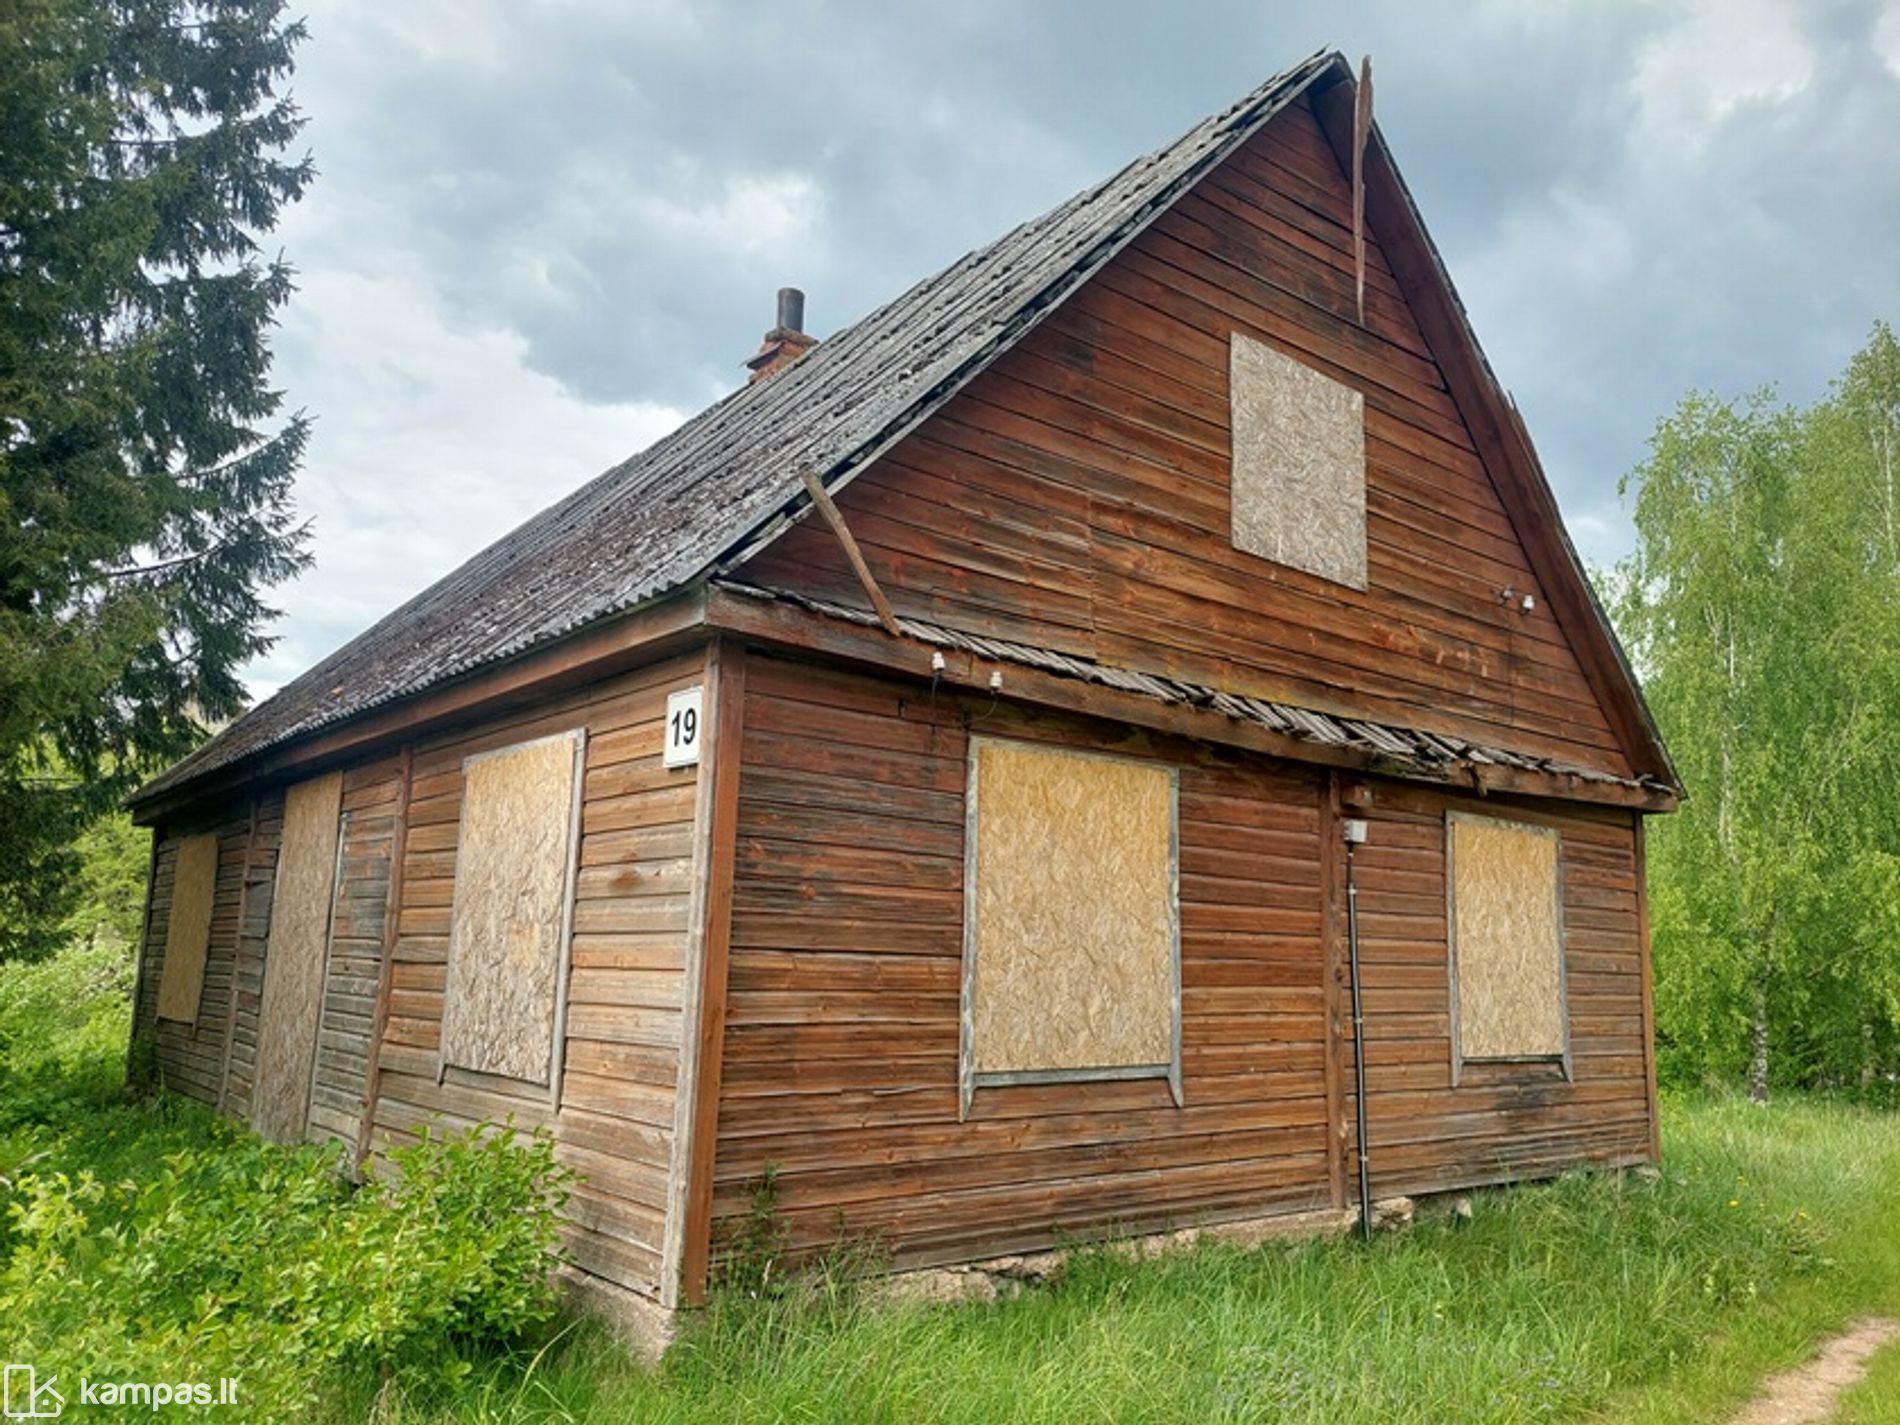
[1727, 1317, 1900, 1425]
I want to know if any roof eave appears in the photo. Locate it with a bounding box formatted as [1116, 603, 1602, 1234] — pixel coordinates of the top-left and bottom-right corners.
[126, 580, 713, 823]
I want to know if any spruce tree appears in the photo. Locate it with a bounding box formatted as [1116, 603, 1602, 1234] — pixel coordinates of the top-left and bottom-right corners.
[0, 0, 312, 957]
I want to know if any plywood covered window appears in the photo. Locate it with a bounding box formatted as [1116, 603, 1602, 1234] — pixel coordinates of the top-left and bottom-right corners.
[440, 730, 584, 1088]
[1447, 811, 1569, 1080]
[155, 832, 220, 1023]
[961, 738, 1180, 1115]
[252, 772, 344, 1144]
[1228, 332, 1367, 589]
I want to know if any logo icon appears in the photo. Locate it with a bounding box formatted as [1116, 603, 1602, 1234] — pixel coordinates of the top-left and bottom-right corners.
[2, 1365, 62, 1418]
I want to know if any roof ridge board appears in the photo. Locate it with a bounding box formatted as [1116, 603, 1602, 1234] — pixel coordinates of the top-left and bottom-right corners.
[592, 152, 1135, 508]
[766, 53, 1332, 459]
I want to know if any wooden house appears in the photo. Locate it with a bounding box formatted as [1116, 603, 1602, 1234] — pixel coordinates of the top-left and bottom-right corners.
[126, 50, 1680, 1339]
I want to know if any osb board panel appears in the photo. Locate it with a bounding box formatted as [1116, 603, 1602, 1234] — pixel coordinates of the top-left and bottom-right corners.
[139, 810, 251, 1108]
[1449, 812, 1565, 1061]
[155, 833, 219, 1022]
[966, 738, 1176, 1077]
[1229, 331, 1366, 590]
[440, 731, 583, 1086]
[252, 772, 344, 1144]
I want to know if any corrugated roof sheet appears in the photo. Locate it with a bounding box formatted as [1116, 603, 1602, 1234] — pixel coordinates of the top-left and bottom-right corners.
[720, 582, 1671, 797]
[135, 50, 1341, 805]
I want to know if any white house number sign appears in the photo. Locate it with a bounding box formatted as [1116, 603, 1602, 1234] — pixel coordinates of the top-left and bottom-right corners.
[664, 686, 704, 769]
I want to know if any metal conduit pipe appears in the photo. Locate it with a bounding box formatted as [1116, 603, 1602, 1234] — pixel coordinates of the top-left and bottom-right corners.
[1344, 817, 1373, 1240]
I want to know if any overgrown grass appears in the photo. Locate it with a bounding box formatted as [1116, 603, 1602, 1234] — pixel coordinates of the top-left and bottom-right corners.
[7, 941, 1900, 1422]
[1838, 1337, 1900, 1424]
[328, 1095, 1900, 1425]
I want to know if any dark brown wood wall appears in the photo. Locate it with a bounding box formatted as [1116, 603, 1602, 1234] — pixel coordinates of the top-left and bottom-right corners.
[307, 757, 403, 1148]
[365, 652, 705, 1300]
[711, 654, 1337, 1271]
[710, 653, 1657, 1271]
[1344, 782, 1656, 1194]
[221, 790, 283, 1121]
[746, 95, 1631, 778]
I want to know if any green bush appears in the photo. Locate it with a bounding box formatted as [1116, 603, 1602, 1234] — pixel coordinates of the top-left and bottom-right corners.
[0, 935, 134, 1125]
[0, 1117, 574, 1420]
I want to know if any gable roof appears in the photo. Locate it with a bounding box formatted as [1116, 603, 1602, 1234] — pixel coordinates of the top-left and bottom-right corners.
[134, 49, 1675, 808]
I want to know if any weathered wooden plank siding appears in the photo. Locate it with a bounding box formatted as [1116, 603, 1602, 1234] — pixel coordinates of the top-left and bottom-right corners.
[307, 757, 403, 1149]
[135, 806, 253, 1105]
[222, 791, 283, 1120]
[711, 655, 1337, 1271]
[745, 94, 1630, 778]
[1346, 782, 1655, 1195]
[364, 652, 706, 1301]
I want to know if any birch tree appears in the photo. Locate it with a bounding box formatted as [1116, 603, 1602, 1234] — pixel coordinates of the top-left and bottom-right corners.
[1620, 325, 1900, 1097]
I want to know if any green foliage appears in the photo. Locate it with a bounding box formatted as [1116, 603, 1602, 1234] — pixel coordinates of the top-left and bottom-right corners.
[711, 1166, 792, 1299]
[9, 939, 1900, 1423]
[1618, 323, 1900, 1096]
[0, 1118, 574, 1420]
[0, 0, 315, 960]
[64, 808, 151, 952]
[0, 934, 133, 1124]
[0, 941, 575, 1422]
[1836, 1335, 1900, 1424]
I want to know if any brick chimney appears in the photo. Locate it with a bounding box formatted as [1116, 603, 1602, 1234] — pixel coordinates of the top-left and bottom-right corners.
[744, 287, 816, 383]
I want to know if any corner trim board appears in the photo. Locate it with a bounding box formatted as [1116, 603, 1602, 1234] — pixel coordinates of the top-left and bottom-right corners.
[125, 826, 162, 1086]
[672, 639, 747, 1307]
[1635, 816, 1661, 1161]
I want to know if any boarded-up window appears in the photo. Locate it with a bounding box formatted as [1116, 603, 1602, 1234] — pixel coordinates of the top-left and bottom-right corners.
[1229, 332, 1367, 589]
[440, 731, 584, 1087]
[1447, 812, 1568, 1076]
[252, 772, 344, 1144]
[155, 833, 220, 1023]
[961, 738, 1180, 1115]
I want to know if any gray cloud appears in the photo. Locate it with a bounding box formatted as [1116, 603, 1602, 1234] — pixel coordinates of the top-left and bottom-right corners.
[253, 0, 1900, 694]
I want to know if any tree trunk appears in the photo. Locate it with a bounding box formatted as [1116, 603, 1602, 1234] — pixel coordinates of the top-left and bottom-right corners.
[1748, 977, 1770, 1104]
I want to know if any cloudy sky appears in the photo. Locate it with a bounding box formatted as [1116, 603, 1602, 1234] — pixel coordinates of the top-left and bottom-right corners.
[248, 0, 1900, 695]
